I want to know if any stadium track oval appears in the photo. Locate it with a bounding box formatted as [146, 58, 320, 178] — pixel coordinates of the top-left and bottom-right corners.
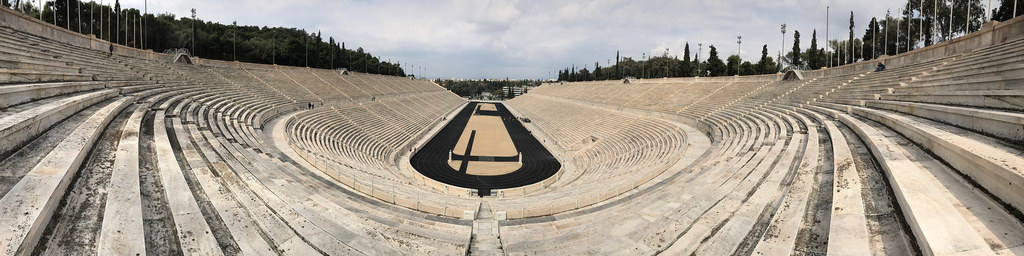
[410, 102, 560, 195]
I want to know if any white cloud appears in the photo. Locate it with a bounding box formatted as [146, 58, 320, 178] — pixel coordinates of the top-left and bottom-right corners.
[114, 0, 909, 79]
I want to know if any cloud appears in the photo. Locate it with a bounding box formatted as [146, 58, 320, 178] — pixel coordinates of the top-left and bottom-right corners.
[114, 0, 910, 79]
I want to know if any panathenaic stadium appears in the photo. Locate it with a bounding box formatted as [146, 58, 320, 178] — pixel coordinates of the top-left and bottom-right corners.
[1, 4, 1024, 256]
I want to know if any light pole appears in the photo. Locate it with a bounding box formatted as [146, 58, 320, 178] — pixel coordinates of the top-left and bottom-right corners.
[696, 43, 702, 75]
[897, 8, 902, 55]
[103, 0, 107, 41]
[966, 0, 972, 33]
[949, 0, 954, 40]
[107, 0, 111, 42]
[664, 48, 670, 77]
[272, 31, 276, 65]
[934, 0, 938, 44]
[920, 0, 924, 47]
[827, 6, 830, 68]
[232, 21, 237, 61]
[134, 14, 137, 48]
[907, 5, 912, 52]
[305, 32, 309, 67]
[143, 0, 146, 49]
[191, 8, 196, 56]
[736, 36, 742, 75]
[780, 23, 786, 69]
[851, 13, 856, 63]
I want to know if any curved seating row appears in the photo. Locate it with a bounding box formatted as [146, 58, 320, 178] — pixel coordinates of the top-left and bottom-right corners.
[3, 11, 1024, 254]
[499, 36, 1024, 254]
[0, 20, 476, 254]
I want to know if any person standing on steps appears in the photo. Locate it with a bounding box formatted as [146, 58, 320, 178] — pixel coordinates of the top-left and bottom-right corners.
[108, 43, 114, 57]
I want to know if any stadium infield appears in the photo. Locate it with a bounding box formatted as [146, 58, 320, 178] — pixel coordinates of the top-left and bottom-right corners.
[410, 102, 560, 195]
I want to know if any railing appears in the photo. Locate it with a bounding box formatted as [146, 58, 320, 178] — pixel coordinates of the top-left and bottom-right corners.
[162, 48, 191, 56]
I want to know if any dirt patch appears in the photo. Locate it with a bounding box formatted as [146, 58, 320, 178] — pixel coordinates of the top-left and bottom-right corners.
[0, 103, 97, 197]
[165, 120, 242, 255]
[31, 100, 120, 255]
[837, 121, 917, 256]
[139, 111, 184, 256]
[793, 125, 831, 255]
[453, 116, 518, 157]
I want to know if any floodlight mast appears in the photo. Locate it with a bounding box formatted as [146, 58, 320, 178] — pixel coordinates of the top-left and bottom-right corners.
[191, 8, 196, 56]
[736, 36, 742, 75]
[781, 23, 786, 70]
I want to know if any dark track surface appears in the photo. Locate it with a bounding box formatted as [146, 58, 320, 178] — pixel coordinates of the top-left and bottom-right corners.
[410, 102, 560, 195]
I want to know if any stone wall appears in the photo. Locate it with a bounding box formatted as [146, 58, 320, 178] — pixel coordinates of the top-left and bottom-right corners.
[804, 15, 1024, 79]
[0, 6, 164, 60]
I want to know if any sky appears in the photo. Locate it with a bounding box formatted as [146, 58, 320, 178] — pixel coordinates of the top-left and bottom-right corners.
[113, 0, 929, 79]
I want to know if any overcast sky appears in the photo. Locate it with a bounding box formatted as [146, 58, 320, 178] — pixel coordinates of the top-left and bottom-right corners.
[117, 0, 919, 79]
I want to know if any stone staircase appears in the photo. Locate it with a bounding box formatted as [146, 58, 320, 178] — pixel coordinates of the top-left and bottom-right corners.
[469, 202, 505, 256]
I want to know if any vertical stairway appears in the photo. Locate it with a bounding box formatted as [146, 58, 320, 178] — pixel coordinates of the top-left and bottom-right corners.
[469, 202, 505, 255]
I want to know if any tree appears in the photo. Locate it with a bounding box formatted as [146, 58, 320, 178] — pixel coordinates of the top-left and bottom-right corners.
[862, 18, 882, 60]
[727, 55, 741, 76]
[993, 0, 1023, 21]
[756, 44, 777, 74]
[913, 0, 935, 46]
[681, 43, 692, 77]
[808, 29, 823, 69]
[791, 30, 802, 67]
[849, 11, 855, 63]
[706, 45, 727, 76]
[740, 61, 755, 75]
[2, 0, 10, 8]
[13, 1, 41, 18]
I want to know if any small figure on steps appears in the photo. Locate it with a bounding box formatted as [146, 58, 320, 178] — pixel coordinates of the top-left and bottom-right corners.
[875, 62, 885, 72]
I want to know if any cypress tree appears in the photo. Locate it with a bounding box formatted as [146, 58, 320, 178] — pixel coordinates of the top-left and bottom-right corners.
[792, 30, 802, 67]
